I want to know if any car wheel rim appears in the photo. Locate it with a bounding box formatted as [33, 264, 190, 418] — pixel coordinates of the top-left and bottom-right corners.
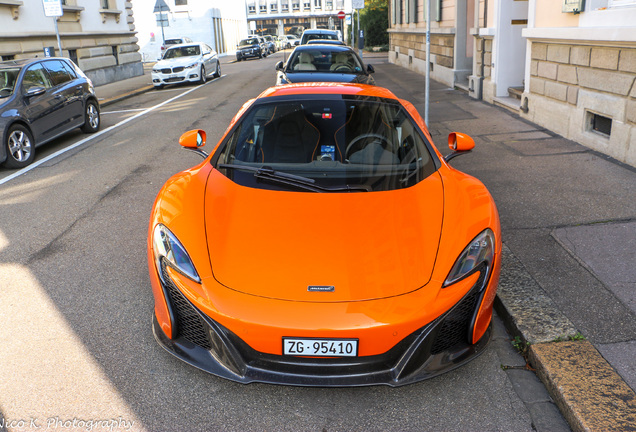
[87, 104, 99, 129]
[8, 130, 31, 162]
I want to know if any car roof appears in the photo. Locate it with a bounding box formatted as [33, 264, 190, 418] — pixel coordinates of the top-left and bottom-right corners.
[292, 44, 353, 53]
[307, 39, 345, 45]
[165, 42, 203, 49]
[257, 83, 397, 100]
[0, 57, 69, 70]
[302, 29, 338, 35]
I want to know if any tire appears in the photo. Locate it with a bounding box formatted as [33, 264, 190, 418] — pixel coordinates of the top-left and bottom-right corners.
[199, 65, 206, 84]
[214, 61, 221, 78]
[259, 51, 263, 59]
[80, 100, 100, 133]
[3, 124, 35, 169]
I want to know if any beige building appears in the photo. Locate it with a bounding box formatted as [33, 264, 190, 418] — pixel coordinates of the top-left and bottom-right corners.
[389, 0, 636, 167]
[0, 0, 142, 86]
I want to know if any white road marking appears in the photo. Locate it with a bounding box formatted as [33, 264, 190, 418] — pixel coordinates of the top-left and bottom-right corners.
[0, 75, 225, 186]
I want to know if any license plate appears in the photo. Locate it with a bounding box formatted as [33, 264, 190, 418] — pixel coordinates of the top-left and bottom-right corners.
[283, 338, 358, 357]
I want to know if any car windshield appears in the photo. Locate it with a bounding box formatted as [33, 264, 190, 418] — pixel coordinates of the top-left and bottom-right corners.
[215, 96, 437, 192]
[306, 33, 338, 41]
[288, 49, 363, 73]
[0, 68, 20, 98]
[240, 38, 259, 45]
[165, 39, 183, 45]
[163, 45, 201, 59]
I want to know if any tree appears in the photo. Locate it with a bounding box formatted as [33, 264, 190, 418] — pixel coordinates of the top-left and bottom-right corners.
[360, 0, 389, 48]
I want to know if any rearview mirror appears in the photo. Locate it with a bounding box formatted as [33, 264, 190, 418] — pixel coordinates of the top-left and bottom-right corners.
[444, 132, 475, 163]
[179, 129, 209, 158]
[367, 64, 375, 74]
[275, 61, 284, 71]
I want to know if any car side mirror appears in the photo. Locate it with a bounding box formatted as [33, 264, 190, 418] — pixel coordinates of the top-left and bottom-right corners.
[275, 61, 284, 71]
[25, 86, 46, 97]
[179, 129, 209, 158]
[367, 64, 375, 74]
[444, 132, 475, 163]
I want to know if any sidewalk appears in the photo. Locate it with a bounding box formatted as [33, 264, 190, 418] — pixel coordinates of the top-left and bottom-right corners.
[94, 55, 636, 431]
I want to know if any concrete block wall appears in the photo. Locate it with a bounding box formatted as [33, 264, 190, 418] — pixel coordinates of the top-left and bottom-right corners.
[389, 31, 456, 87]
[522, 41, 636, 167]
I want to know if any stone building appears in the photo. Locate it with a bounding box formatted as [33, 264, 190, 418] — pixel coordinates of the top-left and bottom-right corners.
[388, 0, 636, 167]
[0, 0, 143, 86]
[246, 0, 350, 38]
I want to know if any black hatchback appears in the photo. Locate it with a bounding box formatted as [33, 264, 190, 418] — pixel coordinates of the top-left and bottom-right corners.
[0, 57, 100, 169]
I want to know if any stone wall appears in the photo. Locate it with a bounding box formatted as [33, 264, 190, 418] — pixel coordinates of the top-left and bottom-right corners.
[389, 30, 456, 86]
[522, 41, 636, 166]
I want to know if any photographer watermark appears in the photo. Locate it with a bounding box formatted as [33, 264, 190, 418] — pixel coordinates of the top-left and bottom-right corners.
[0, 417, 135, 431]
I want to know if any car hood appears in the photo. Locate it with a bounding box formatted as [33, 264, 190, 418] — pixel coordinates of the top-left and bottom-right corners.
[155, 56, 202, 68]
[204, 169, 444, 302]
[281, 71, 375, 85]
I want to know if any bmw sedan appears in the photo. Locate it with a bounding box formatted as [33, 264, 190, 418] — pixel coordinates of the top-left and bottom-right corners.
[148, 83, 501, 387]
[275, 45, 375, 85]
[0, 57, 100, 169]
[152, 43, 221, 90]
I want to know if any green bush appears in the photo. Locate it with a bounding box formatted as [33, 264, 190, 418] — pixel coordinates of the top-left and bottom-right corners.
[360, 0, 389, 48]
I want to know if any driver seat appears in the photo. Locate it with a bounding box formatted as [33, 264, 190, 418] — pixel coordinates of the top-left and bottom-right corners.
[330, 53, 350, 71]
[294, 52, 316, 71]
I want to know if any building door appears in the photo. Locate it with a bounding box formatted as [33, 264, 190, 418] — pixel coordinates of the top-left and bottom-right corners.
[492, 0, 528, 97]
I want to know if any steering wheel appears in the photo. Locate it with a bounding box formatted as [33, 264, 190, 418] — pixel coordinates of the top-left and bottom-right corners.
[334, 65, 352, 72]
[345, 133, 390, 160]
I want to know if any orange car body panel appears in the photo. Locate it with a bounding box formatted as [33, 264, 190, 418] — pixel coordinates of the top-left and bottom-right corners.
[148, 83, 501, 360]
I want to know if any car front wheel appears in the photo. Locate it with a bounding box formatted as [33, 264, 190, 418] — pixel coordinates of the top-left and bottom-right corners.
[80, 100, 100, 133]
[214, 61, 221, 78]
[3, 124, 35, 169]
[199, 65, 206, 84]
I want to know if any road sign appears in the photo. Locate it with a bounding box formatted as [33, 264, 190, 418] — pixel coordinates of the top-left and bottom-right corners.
[337, 10, 345, 19]
[352, 0, 365, 9]
[42, 0, 63, 17]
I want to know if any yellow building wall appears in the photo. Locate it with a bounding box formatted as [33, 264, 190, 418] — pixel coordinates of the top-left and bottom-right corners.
[534, 0, 580, 27]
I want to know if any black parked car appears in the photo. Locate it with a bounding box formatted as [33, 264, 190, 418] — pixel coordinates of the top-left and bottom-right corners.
[275, 45, 375, 86]
[236, 36, 267, 61]
[0, 57, 100, 169]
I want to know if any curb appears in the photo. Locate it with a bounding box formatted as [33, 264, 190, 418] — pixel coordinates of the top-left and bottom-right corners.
[495, 245, 636, 431]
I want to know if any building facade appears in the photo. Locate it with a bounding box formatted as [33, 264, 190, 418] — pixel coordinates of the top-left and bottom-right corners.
[0, 0, 143, 86]
[246, 0, 351, 38]
[389, 0, 636, 167]
[134, 0, 248, 62]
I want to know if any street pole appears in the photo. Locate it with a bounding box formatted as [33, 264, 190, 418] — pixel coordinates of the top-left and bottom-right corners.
[357, 9, 362, 61]
[54, 17, 63, 56]
[160, 5, 166, 46]
[425, 0, 431, 126]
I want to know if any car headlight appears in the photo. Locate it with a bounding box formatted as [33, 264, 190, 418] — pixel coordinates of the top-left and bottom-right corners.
[444, 229, 495, 287]
[152, 68, 161, 73]
[185, 62, 199, 69]
[153, 224, 200, 283]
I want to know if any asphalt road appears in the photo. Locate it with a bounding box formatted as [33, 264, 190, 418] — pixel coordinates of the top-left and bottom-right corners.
[0, 51, 568, 431]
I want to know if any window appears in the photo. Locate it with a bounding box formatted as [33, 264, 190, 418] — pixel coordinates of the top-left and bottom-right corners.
[22, 64, 53, 92]
[175, 0, 188, 5]
[260, 3, 268, 12]
[304, 1, 311, 10]
[270, 1, 278, 12]
[588, 112, 612, 137]
[292, 0, 300, 11]
[325, 0, 333, 10]
[248, 2, 256, 13]
[43, 60, 75, 86]
[314, 0, 322, 8]
[68, 49, 78, 65]
[282, 0, 289, 11]
[112, 46, 119, 65]
[100, 0, 110, 9]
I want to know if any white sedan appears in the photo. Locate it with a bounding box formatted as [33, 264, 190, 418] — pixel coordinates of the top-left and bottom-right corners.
[152, 43, 221, 90]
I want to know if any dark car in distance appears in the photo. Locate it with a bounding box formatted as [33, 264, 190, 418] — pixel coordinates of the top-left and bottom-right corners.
[275, 45, 375, 86]
[236, 36, 267, 61]
[0, 57, 100, 169]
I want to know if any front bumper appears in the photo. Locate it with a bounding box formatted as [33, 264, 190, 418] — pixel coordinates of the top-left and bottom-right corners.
[153, 262, 495, 387]
[237, 48, 261, 59]
[152, 67, 200, 87]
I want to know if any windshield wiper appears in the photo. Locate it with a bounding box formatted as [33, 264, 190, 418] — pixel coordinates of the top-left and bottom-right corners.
[218, 164, 370, 193]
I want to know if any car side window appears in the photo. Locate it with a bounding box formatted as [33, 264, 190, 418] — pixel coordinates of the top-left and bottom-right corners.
[43, 60, 74, 86]
[21, 63, 53, 92]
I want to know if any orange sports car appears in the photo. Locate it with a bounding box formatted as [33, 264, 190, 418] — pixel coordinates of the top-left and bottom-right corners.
[148, 83, 501, 386]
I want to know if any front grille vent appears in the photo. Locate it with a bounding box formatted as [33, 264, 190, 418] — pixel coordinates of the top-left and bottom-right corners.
[161, 261, 212, 350]
[430, 271, 486, 354]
